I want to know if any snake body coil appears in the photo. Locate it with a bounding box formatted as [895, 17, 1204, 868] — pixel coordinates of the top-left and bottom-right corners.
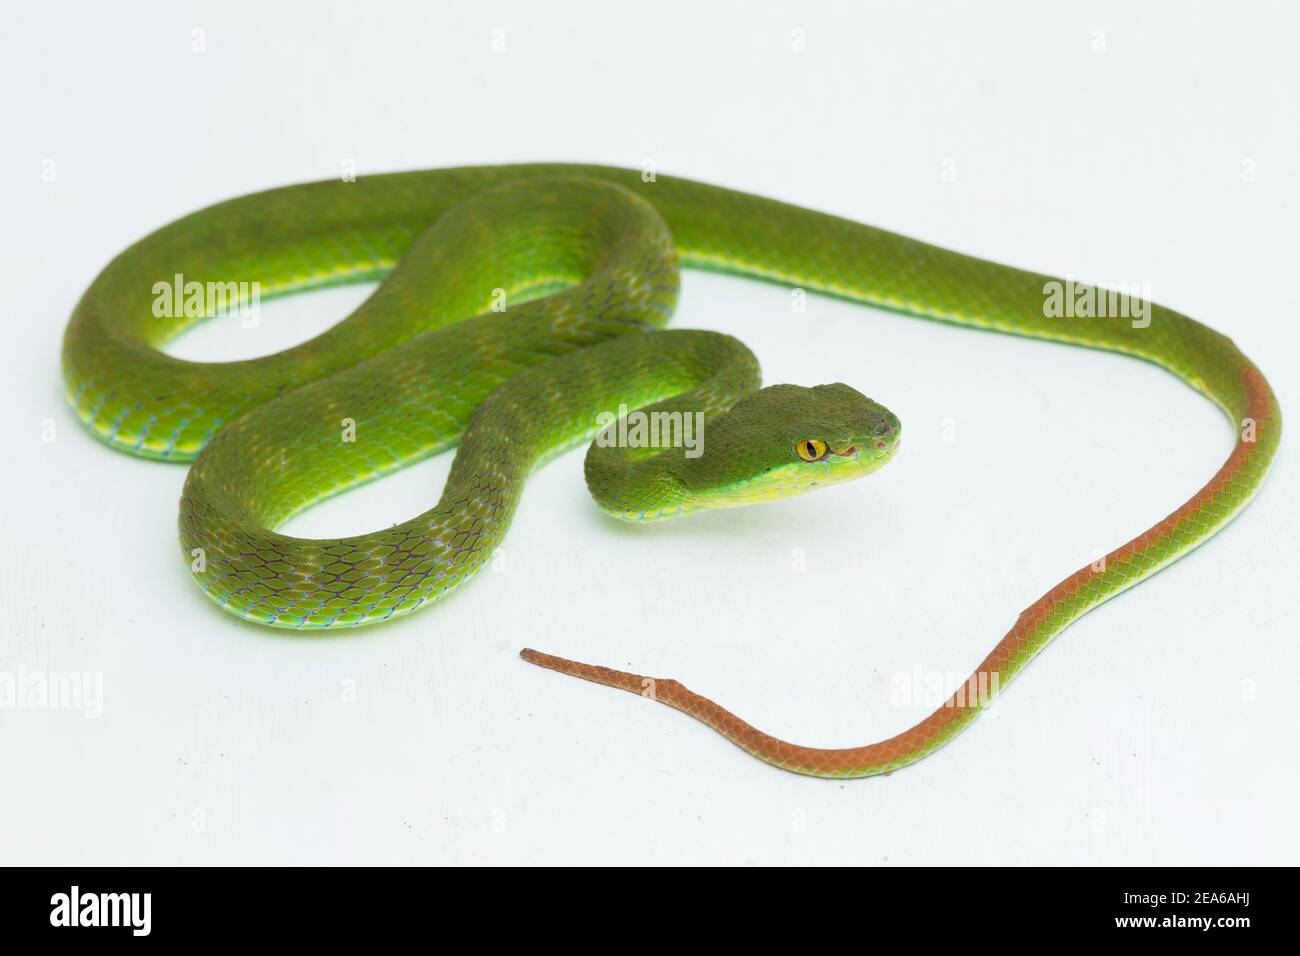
[62, 164, 1280, 777]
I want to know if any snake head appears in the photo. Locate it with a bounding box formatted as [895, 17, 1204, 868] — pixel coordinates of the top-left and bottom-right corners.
[678, 382, 901, 510]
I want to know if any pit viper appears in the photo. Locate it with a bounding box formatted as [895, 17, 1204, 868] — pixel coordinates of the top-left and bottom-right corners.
[61, 164, 1280, 778]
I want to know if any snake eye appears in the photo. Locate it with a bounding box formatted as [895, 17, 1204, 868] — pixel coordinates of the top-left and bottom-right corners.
[796, 439, 828, 462]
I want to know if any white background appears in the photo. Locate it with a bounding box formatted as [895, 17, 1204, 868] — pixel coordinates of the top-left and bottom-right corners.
[2, 0, 1297, 865]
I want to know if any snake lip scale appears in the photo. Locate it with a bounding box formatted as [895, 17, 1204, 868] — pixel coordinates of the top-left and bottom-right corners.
[61, 163, 1280, 779]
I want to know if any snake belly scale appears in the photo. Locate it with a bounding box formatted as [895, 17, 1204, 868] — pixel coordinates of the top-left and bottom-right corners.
[62, 164, 1280, 778]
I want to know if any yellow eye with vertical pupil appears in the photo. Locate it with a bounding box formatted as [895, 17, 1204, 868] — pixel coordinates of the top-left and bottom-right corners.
[796, 439, 828, 462]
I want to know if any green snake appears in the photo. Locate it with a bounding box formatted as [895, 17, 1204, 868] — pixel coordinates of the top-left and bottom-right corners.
[61, 164, 1280, 778]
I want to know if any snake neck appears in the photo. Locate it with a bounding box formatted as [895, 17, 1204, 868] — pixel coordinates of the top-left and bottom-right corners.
[582, 339, 763, 522]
